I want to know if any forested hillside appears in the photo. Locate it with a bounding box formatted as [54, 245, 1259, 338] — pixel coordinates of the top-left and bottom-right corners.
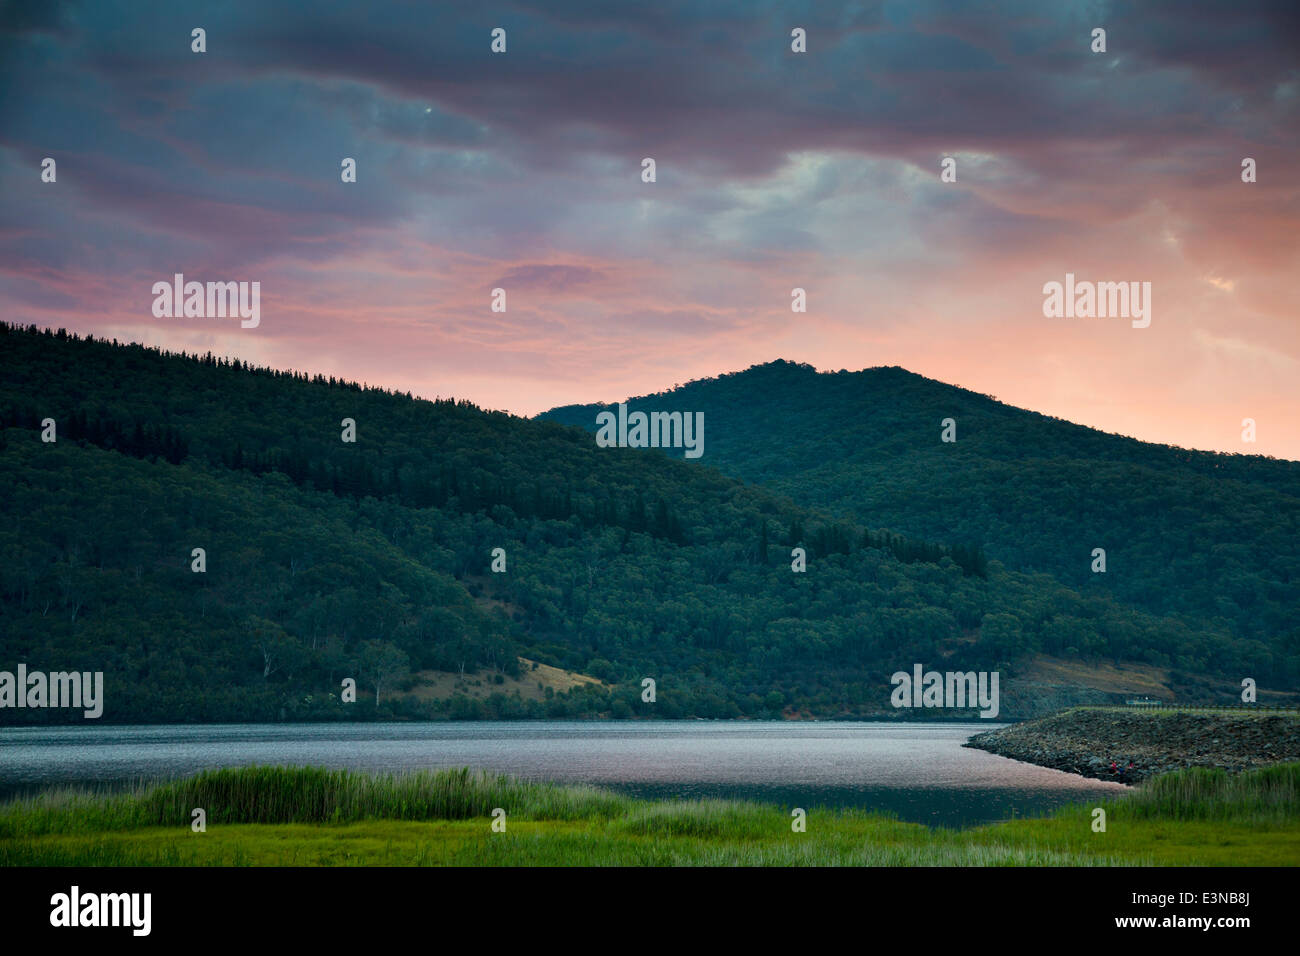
[1, 327, 1294, 723]
[542, 360, 1300, 661]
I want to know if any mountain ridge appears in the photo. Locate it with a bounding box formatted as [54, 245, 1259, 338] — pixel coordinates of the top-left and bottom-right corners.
[539, 359, 1300, 653]
[2, 327, 1295, 724]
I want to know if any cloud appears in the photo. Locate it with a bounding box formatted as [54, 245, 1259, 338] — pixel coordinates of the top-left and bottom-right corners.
[491, 263, 604, 291]
[0, 0, 1296, 456]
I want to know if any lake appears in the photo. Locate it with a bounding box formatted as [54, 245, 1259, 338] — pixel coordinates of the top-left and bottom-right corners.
[0, 721, 1127, 827]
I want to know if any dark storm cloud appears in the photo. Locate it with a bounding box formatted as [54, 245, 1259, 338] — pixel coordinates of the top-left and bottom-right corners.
[4, 0, 1294, 236]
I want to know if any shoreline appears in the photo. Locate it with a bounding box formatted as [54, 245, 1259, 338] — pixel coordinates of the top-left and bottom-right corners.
[3, 762, 1298, 867]
[964, 707, 1300, 783]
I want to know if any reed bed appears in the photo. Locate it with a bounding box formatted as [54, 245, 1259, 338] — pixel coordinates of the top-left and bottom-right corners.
[2, 763, 1297, 868]
[0, 766, 630, 837]
[1117, 762, 1300, 822]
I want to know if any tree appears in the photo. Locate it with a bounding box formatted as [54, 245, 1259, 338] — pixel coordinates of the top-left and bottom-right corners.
[245, 616, 298, 680]
[359, 640, 410, 708]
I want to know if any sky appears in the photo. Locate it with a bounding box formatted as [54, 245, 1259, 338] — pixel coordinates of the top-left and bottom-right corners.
[1, 0, 1297, 458]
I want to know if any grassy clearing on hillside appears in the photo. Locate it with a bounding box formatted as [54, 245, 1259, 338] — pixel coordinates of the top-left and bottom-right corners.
[1, 764, 1297, 867]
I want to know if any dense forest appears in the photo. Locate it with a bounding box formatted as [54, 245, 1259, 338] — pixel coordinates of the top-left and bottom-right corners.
[544, 359, 1300, 655]
[1, 326, 1295, 724]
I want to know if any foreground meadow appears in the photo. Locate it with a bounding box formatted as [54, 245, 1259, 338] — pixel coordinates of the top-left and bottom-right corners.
[1, 764, 1297, 866]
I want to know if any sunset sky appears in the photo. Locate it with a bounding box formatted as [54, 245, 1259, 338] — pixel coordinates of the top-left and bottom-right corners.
[2, 1, 1297, 457]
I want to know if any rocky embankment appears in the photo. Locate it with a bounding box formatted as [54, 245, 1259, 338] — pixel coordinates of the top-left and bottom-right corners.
[964, 708, 1300, 784]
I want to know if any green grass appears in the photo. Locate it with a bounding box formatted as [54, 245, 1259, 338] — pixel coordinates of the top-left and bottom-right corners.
[1122, 763, 1299, 821]
[2, 763, 1297, 866]
[0, 766, 628, 837]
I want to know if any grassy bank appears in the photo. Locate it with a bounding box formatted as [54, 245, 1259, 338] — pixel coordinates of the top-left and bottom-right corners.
[2, 764, 1297, 866]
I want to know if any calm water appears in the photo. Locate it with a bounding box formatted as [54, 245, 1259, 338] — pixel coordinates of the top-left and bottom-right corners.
[0, 721, 1127, 826]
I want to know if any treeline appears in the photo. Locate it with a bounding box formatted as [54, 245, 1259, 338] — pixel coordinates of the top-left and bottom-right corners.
[0, 324, 965, 570]
[543, 359, 1300, 647]
[1, 326, 1294, 726]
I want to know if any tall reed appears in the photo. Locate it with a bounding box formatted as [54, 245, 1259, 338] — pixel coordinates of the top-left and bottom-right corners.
[1120, 763, 1300, 822]
[0, 766, 630, 836]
